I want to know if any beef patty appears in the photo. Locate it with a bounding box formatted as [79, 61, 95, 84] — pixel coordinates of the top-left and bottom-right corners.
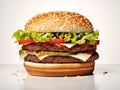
[22, 42, 96, 53]
[24, 51, 99, 63]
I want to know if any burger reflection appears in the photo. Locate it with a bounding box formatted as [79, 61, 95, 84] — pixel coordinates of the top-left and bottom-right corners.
[24, 74, 95, 90]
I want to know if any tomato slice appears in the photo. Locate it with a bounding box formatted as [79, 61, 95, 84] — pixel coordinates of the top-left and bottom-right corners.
[94, 40, 100, 45]
[86, 51, 93, 54]
[83, 44, 89, 49]
[37, 53, 44, 57]
[48, 39, 64, 44]
[56, 44, 64, 48]
[19, 39, 35, 45]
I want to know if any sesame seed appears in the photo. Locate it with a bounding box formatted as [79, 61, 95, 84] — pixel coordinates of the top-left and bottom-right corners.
[25, 11, 93, 32]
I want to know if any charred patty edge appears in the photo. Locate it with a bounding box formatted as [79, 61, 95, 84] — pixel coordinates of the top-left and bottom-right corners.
[24, 51, 99, 63]
[22, 42, 97, 53]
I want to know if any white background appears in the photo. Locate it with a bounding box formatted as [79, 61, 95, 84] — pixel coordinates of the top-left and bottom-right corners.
[0, 0, 120, 64]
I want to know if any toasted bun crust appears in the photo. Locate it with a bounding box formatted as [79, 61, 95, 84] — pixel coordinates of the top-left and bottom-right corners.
[24, 61, 95, 76]
[25, 11, 93, 33]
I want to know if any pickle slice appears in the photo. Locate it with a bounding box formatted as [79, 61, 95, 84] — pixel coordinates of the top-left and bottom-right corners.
[37, 51, 72, 56]
[19, 50, 27, 55]
[19, 50, 72, 56]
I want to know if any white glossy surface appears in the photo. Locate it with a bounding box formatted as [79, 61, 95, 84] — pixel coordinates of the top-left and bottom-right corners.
[0, 64, 120, 90]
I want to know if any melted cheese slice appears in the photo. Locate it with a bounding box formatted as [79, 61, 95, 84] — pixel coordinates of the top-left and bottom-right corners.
[38, 53, 91, 62]
[70, 53, 91, 62]
[21, 51, 91, 62]
[38, 55, 48, 60]
[61, 43, 75, 48]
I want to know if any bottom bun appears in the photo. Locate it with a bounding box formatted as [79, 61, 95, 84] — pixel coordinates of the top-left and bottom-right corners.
[24, 61, 95, 76]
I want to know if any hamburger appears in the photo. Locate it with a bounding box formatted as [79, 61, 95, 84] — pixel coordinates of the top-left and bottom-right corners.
[12, 11, 99, 76]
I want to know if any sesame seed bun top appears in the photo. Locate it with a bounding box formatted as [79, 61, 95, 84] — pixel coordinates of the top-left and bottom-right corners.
[25, 11, 93, 33]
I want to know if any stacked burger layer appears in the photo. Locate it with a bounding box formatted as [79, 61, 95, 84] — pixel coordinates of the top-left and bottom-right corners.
[13, 11, 99, 76]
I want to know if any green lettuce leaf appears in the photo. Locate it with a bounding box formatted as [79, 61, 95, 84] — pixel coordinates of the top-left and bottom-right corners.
[12, 29, 99, 45]
[12, 30, 54, 42]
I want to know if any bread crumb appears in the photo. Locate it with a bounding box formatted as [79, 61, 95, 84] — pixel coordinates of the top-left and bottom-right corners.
[12, 72, 18, 76]
[103, 71, 108, 74]
[76, 75, 81, 78]
[23, 78, 26, 81]
[64, 76, 67, 79]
